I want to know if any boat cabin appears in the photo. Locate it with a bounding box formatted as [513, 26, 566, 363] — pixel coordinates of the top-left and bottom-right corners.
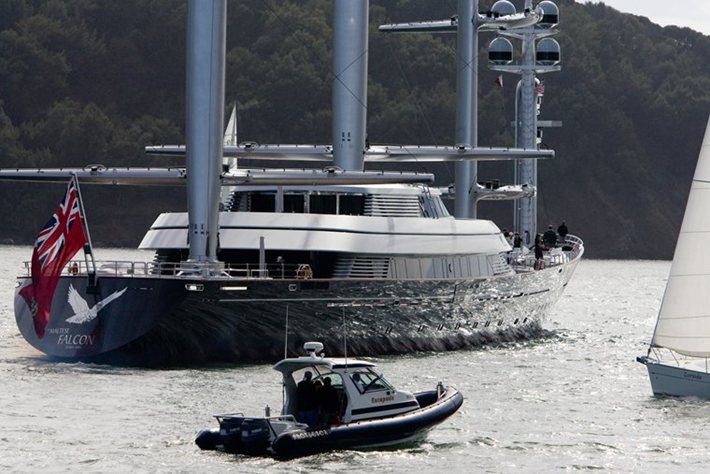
[273, 342, 419, 425]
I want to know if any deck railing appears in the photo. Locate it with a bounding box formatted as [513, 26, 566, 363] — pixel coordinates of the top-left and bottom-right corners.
[21, 260, 311, 280]
[20, 234, 583, 280]
[509, 234, 584, 272]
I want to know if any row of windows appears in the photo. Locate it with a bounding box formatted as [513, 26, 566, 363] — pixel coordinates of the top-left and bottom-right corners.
[389, 254, 500, 279]
[231, 192, 447, 218]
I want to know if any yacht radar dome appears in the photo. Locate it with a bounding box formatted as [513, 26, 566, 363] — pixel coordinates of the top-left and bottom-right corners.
[491, 0, 516, 17]
[303, 341, 324, 357]
[489, 37, 514, 65]
[536, 1, 559, 28]
[536, 38, 561, 65]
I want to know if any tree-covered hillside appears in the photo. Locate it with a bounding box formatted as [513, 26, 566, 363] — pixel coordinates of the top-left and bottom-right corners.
[0, 0, 708, 258]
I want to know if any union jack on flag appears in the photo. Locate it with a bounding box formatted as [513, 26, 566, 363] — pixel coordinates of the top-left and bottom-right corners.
[19, 178, 87, 339]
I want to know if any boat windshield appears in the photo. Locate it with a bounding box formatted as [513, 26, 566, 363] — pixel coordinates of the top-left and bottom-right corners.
[350, 368, 393, 394]
[312, 370, 344, 389]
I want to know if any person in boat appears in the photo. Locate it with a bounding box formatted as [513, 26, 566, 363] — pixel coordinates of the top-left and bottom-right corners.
[543, 225, 557, 248]
[557, 221, 568, 242]
[351, 372, 366, 392]
[534, 234, 545, 270]
[513, 232, 522, 249]
[503, 228, 513, 246]
[318, 376, 340, 426]
[296, 371, 318, 427]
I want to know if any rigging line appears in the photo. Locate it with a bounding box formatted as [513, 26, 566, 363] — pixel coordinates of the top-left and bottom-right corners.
[332, 47, 370, 110]
[264, 1, 369, 121]
[538, 185, 550, 231]
[387, 42, 438, 148]
[385, 40, 442, 178]
[261, 1, 333, 130]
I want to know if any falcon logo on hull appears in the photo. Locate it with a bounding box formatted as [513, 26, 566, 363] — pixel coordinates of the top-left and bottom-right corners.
[65, 284, 128, 324]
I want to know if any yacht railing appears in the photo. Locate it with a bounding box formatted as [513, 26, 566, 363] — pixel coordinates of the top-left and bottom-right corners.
[19, 234, 583, 280]
[20, 260, 312, 280]
[509, 234, 584, 272]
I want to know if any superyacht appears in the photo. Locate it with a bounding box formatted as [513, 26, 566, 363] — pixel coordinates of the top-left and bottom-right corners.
[4, 0, 582, 364]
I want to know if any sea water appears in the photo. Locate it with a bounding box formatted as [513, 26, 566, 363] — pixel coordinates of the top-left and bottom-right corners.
[0, 246, 705, 473]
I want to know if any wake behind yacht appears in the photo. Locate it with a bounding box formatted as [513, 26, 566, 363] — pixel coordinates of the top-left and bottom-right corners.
[5, 0, 582, 364]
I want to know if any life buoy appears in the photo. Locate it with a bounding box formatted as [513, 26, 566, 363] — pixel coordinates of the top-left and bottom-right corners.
[296, 264, 313, 279]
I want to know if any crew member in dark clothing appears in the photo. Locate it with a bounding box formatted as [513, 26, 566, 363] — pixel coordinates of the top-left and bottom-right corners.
[318, 377, 340, 426]
[513, 232, 522, 249]
[557, 221, 568, 242]
[543, 225, 557, 248]
[534, 234, 545, 270]
[296, 371, 318, 427]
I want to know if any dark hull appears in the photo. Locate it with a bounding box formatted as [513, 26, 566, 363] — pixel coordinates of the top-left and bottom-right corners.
[15, 258, 579, 365]
[196, 387, 464, 457]
[271, 388, 464, 457]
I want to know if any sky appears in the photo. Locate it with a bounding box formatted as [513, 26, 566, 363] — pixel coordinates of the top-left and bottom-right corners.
[583, 0, 710, 35]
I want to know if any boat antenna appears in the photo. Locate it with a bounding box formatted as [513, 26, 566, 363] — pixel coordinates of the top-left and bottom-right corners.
[71, 173, 97, 285]
[282, 303, 289, 411]
[342, 306, 348, 369]
[284, 304, 289, 359]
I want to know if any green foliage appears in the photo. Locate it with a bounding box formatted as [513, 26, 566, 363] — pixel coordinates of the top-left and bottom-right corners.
[0, 0, 707, 258]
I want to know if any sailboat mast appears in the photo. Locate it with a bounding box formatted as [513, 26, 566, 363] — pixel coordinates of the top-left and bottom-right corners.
[185, 0, 226, 268]
[332, 0, 369, 171]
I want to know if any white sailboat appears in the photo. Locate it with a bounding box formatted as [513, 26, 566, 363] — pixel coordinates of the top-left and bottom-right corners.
[638, 115, 710, 398]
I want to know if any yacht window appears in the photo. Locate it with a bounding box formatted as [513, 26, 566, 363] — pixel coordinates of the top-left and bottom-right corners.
[310, 194, 337, 215]
[338, 194, 365, 216]
[419, 195, 434, 218]
[284, 194, 305, 213]
[435, 198, 450, 217]
[250, 193, 275, 212]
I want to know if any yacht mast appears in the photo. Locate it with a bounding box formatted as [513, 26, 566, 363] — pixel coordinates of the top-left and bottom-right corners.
[332, 0, 369, 171]
[514, 0, 539, 243]
[185, 0, 226, 270]
[454, 0, 478, 219]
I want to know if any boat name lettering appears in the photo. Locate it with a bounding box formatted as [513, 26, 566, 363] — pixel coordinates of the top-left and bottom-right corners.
[57, 334, 96, 346]
[371, 395, 395, 404]
[684, 372, 702, 380]
[46, 327, 69, 335]
[291, 429, 329, 440]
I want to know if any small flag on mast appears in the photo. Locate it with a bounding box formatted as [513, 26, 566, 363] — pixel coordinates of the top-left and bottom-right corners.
[534, 80, 545, 96]
[495, 74, 504, 88]
[19, 178, 87, 339]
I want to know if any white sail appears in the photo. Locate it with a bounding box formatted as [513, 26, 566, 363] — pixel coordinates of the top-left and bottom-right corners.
[224, 104, 238, 147]
[652, 116, 710, 357]
[223, 104, 238, 171]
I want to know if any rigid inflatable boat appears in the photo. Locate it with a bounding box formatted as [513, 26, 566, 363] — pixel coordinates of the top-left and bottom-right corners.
[196, 342, 463, 457]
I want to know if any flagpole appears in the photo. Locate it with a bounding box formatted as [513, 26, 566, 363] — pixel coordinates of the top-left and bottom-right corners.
[71, 173, 96, 280]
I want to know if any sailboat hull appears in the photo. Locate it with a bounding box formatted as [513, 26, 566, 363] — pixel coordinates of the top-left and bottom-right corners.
[641, 358, 710, 399]
[15, 256, 579, 364]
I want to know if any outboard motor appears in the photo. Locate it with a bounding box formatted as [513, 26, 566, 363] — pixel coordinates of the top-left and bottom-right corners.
[218, 416, 271, 455]
[236, 418, 272, 454]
